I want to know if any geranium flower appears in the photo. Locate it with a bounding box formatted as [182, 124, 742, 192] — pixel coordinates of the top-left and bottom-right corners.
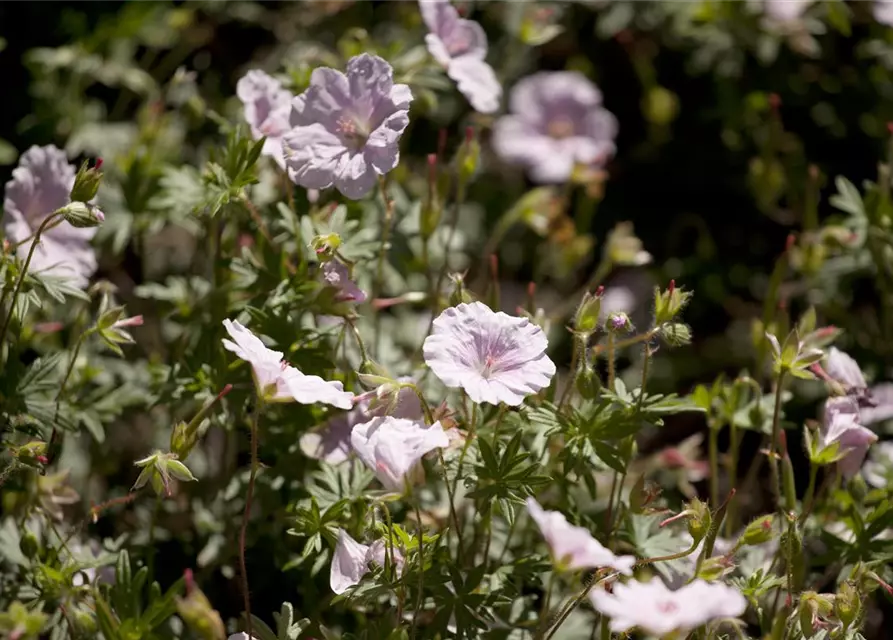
[821, 397, 877, 478]
[350, 416, 450, 492]
[491, 72, 617, 183]
[763, 0, 811, 24]
[589, 577, 747, 636]
[330, 529, 405, 594]
[236, 70, 293, 170]
[283, 54, 412, 199]
[321, 260, 366, 303]
[824, 347, 867, 391]
[423, 302, 556, 406]
[3, 145, 98, 288]
[300, 382, 423, 464]
[221, 319, 353, 409]
[419, 0, 501, 114]
[877, 0, 893, 26]
[526, 498, 635, 574]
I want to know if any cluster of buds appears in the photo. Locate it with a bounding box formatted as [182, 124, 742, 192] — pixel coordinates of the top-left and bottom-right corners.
[133, 451, 196, 496]
[62, 158, 105, 228]
[766, 329, 824, 380]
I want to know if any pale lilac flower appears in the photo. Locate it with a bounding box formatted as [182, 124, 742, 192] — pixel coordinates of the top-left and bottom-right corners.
[526, 498, 635, 574]
[3, 145, 98, 288]
[763, 0, 811, 24]
[821, 397, 877, 478]
[329, 529, 405, 594]
[283, 54, 412, 199]
[862, 383, 893, 425]
[877, 0, 893, 26]
[824, 347, 867, 391]
[419, 0, 502, 114]
[350, 416, 449, 492]
[321, 260, 366, 303]
[236, 70, 292, 169]
[330, 529, 371, 594]
[589, 577, 747, 636]
[423, 302, 556, 406]
[221, 319, 353, 409]
[300, 382, 423, 464]
[491, 72, 617, 183]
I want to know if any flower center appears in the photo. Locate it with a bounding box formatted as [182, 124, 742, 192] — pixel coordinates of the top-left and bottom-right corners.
[481, 354, 498, 379]
[547, 117, 576, 140]
[336, 115, 369, 149]
[446, 31, 471, 56]
[656, 600, 679, 614]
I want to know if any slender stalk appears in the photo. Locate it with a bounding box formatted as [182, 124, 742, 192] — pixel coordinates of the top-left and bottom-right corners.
[48, 329, 92, 464]
[438, 452, 464, 561]
[411, 499, 425, 639]
[534, 572, 557, 639]
[709, 427, 720, 509]
[768, 371, 788, 512]
[635, 541, 700, 566]
[373, 177, 395, 356]
[344, 316, 370, 366]
[558, 335, 583, 410]
[799, 462, 819, 524]
[726, 421, 740, 537]
[543, 572, 609, 640]
[606, 333, 616, 392]
[239, 400, 264, 640]
[593, 328, 658, 356]
[497, 513, 518, 565]
[0, 212, 62, 348]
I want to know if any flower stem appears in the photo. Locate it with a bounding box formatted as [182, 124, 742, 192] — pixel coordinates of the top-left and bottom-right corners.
[799, 461, 819, 525]
[606, 334, 616, 392]
[543, 572, 608, 640]
[726, 421, 739, 537]
[635, 541, 700, 566]
[768, 370, 787, 512]
[438, 451, 464, 562]
[373, 176, 395, 357]
[411, 498, 425, 639]
[0, 212, 62, 350]
[48, 328, 92, 464]
[239, 400, 263, 640]
[709, 426, 720, 509]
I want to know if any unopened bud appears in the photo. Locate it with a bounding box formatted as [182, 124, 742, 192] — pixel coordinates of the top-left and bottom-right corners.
[606, 311, 633, 334]
[70, 159, 104, 203]
[456, 126, 480, 186]
[61, 201, 104, 228]
[740, 515, 775, 546]
[835, 581, 861, 628]
[574, 291, 602, 335]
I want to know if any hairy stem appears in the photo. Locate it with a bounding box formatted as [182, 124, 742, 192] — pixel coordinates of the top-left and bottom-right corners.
[709, 426, 720, 509]
[239, 400, 263, 639]
[769, 371, 787, 512]
[0, 212, 63, 350]
[373, 177, 395, 357]
[411, 499, 425, 639]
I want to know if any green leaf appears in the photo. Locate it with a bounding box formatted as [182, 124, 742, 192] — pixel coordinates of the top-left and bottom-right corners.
[830, 176, 865, 218]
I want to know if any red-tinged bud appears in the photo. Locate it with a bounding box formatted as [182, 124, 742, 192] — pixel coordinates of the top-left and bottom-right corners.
[35, 321, 64, 334]
[428, 153, 437, 180]
[184, 568, 195, 594]
[218, 384, 233, 400]
[779, 430, 788, 455]
[668, 279, 675, 295]
[36, 455, 49, 465]
[659, 510, 690, 528]
[438, 128, 448, 158]
[661, 448, 687, 468]
[465, 125, 475, 144]
[595, 285, 605, 297]
[769, 93, 782, 111]
[808, 164, 819, 180]
[95, 157, 104, 170]
[785, 233, 796, 253]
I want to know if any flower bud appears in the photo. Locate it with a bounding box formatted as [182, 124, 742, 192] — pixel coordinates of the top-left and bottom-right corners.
[686, 498, 712, 543]
[605, 312, 633, 334]
[696, 555, 735, 581]
[175, 573, 226, 640]
[798, 594, 818, 638]
[575, 358, 602, 400]
[739, 514, 775, 547]
[19, 532, 39, 560]
[448, 272, 474, 306]
[456, 126, 480, 187]
[70, 159, 104, 203]
[605, 222, 651, 267]
[61, 201, 105, 228]
[15, 441, 48, 468]
[653, 280, 693, 325]
[574, 291, 602, 336]
[658, 322, 692, 347]
[834, 581, 861, 628]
